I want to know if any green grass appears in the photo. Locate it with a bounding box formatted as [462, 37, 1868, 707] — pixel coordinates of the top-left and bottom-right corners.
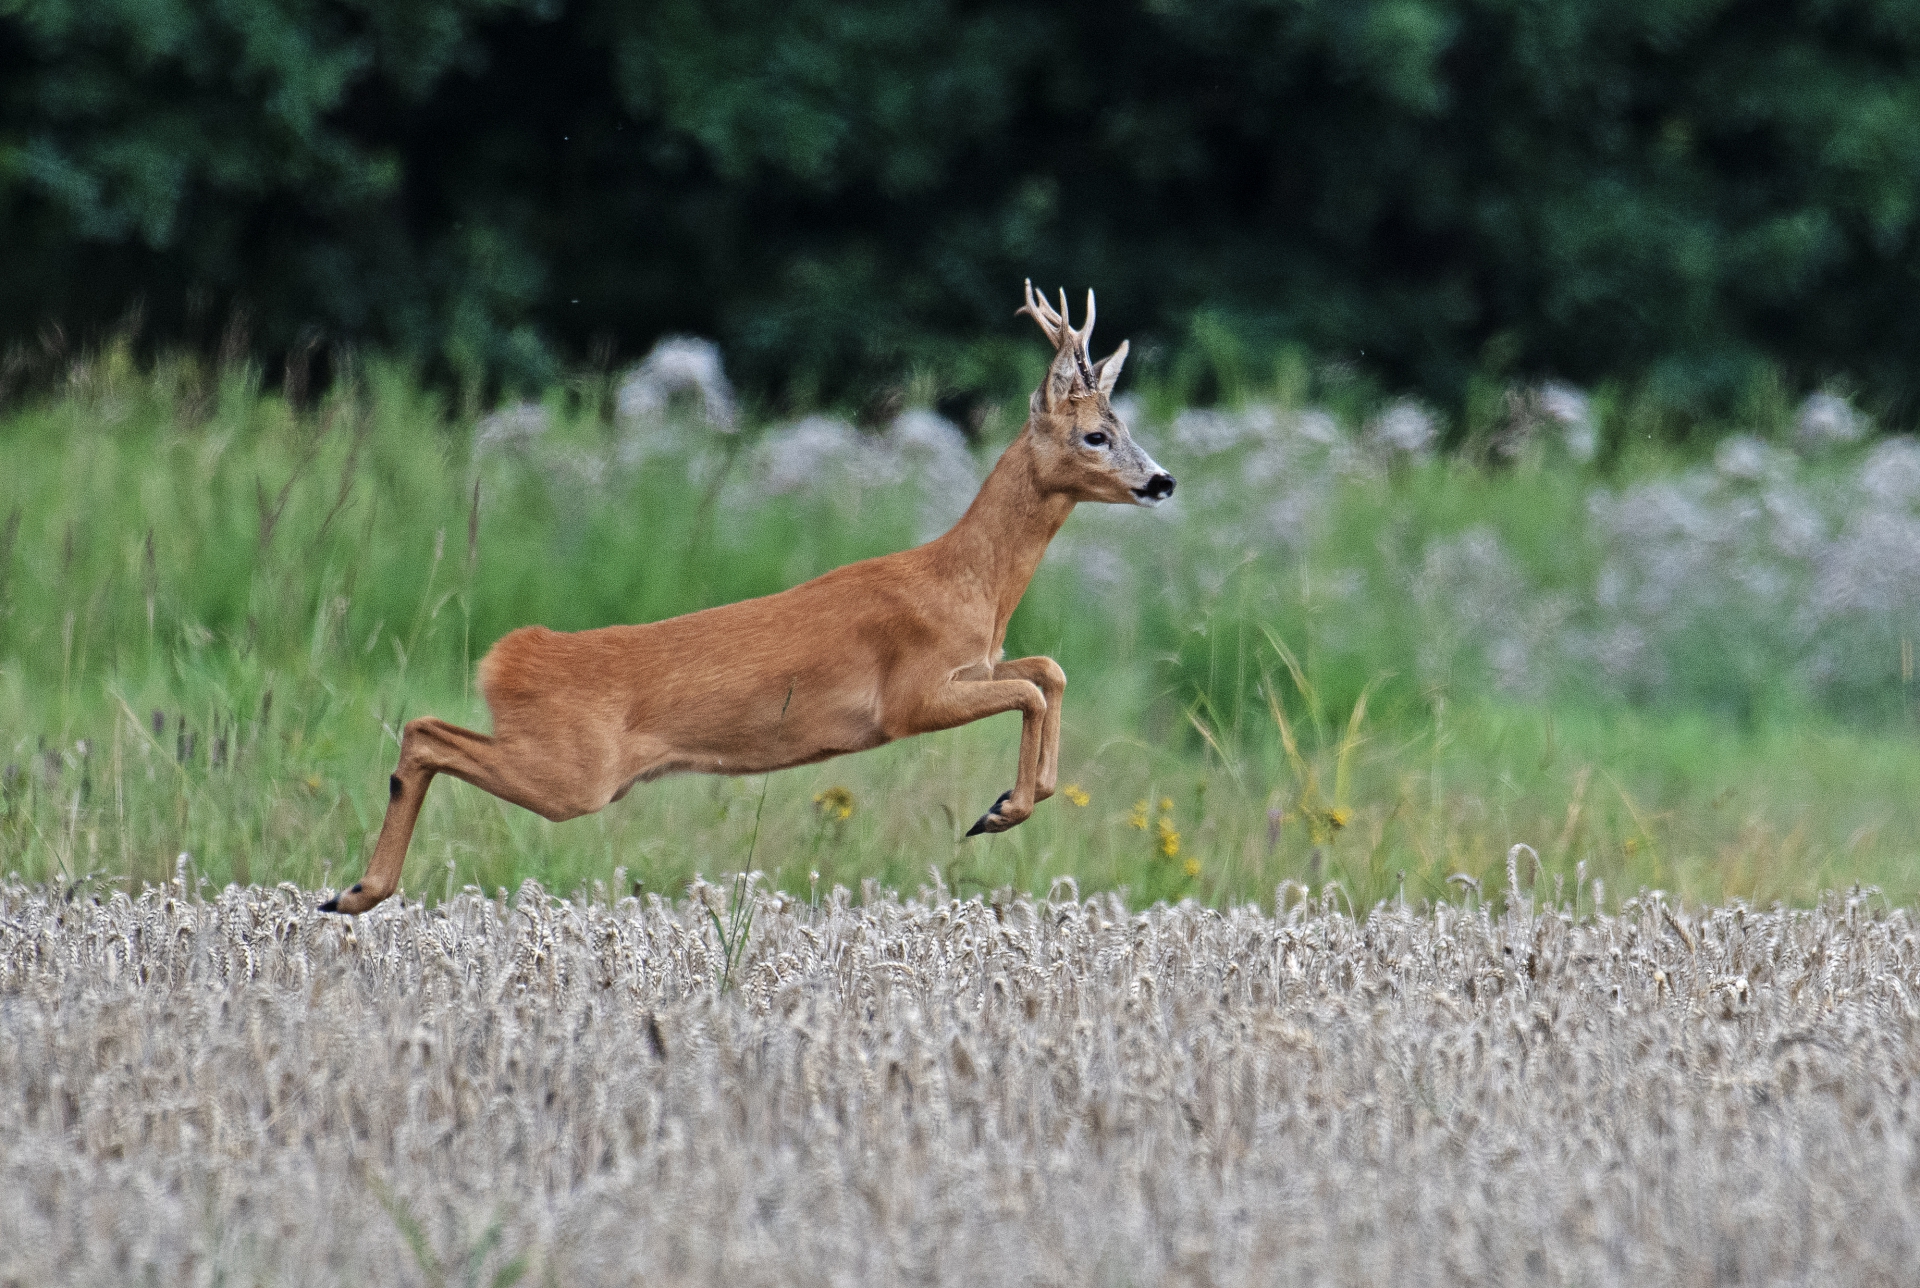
[4, 348, 1918, 911]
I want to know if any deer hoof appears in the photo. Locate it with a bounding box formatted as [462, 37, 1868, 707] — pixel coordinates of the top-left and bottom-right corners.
[965, 791, 1018, 837]
[319, 882, 370, 915]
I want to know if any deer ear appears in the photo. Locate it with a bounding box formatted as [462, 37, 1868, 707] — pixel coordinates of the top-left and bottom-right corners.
[1092, 339, 1129, 396]
[1038, 340, 1084, 412]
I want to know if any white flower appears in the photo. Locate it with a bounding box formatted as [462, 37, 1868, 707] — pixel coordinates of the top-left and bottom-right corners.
[1807, 511, 1920, 617]
[886, 409, 982, 539]
[473, 401, 549, 455]
[1170, 409, 1244, 456]
[742, 409, 983, 541]
[1712, 435, 1781, 484]
[616, 336, 737, 433]
[1857, 438, 1920, 509]
[1537, 382, 1597, 462]
[1366, 400, 1437, 457]
[1762, 485, 1825, 558]
[1794, 392, 1866, 451]
[1262, 489, 1326, 549]
[1411, 526, 1564, 697]
[755, 416, 886, 495]
[1293, 408, 1343, 446]
[474, 401, 605, 488]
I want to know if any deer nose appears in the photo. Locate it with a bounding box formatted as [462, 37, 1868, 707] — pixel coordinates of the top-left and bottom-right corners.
[1134, 473, 1176, 503]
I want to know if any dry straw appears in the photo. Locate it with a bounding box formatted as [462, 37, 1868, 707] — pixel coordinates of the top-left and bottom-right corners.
[3, 876, 1918, 1284]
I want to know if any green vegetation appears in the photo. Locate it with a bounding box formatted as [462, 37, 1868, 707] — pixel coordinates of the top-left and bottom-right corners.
[4, 351, 1919, 910]
[6, 0, 1920, 410]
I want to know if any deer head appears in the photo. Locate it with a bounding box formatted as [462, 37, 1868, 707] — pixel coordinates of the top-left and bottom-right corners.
[1018, 280, 1175, 507]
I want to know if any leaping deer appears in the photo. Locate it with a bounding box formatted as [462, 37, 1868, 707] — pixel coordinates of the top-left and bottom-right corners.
[321, 281, 1174, 914]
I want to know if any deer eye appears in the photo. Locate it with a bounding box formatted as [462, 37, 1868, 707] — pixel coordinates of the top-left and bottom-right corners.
[1084, 431, 1109, 448]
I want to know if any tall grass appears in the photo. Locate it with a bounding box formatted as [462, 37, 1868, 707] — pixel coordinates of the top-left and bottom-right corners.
[4, 347, 1920, 908]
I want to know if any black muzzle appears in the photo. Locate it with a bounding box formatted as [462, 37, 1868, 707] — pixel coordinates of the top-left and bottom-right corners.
[1133, 473, 1176, 502]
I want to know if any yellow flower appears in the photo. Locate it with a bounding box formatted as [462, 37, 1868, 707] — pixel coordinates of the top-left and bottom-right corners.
[1061, 783, 1090, 807]
[813, 786, 855, 822]
[1327, 807, 1351, 831]
[1622, 836, 1639, 856]
[1156, 816, 1181, 859]
[1158, 796, 1175, 814]
[1128, 799, 1150, 830]
[1183, 857, 1201, 879]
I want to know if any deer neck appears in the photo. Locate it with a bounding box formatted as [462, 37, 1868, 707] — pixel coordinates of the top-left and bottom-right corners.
[937, 433, 1075, 628]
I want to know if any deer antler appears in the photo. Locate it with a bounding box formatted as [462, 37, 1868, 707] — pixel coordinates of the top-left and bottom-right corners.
[1017, 279, 1066, 346]
[1018, 281, 1100, 391]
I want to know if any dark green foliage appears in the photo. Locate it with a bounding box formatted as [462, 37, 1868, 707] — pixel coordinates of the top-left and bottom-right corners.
[5, 0, 1920, 411]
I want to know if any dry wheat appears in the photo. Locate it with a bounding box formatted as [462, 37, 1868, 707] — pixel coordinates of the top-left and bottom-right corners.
[2, 878, 1917, 1285]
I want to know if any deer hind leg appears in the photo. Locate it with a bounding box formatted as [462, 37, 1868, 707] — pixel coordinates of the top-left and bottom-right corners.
[321, 715, 608, 915]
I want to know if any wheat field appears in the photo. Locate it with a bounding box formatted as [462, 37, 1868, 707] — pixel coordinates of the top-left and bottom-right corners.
[3, 872, 1917, 1286]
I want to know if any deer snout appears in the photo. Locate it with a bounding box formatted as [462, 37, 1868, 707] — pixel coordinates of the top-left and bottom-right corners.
[1132, 472, 1176, 505]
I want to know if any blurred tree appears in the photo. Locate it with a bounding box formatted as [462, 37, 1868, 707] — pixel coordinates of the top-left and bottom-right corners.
[2, 0, 1918, 413]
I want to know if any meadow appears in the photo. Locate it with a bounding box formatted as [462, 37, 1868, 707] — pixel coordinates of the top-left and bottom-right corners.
[4, 343, 1920, 914]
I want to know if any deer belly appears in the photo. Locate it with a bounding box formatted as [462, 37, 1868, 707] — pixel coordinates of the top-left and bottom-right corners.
[659, 681, 888, 774]
[762, 693, 891, 767]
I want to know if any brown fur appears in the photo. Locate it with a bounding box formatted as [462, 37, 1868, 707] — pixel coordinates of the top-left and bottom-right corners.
[321, 283, 1172, 913]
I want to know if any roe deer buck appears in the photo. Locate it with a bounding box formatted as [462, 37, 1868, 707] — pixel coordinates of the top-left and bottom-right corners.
[321, 281, 1174, 914]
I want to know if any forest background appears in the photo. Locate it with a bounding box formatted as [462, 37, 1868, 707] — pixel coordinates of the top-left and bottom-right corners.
[7, 0, 1920, 415]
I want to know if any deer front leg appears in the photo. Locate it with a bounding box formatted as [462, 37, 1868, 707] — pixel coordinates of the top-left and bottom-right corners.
[889, 676, 1048, 837]
[992, 657, 1065, 802]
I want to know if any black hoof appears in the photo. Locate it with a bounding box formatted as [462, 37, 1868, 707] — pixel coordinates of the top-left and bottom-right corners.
[318, 882, 362, 914]
[965, 790, 1016, 837]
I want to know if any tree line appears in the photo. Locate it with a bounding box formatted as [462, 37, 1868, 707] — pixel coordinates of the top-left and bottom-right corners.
[5, 0, 1919, 415]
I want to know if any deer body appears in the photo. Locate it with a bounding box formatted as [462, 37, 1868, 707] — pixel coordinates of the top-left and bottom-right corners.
[471, 449, 1068, 795]
[322, 283, 1172, 914]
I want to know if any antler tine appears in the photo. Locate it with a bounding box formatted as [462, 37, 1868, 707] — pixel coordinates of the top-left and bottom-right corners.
[1023, 278, 1044, 320]
[1017, 278, 1064, 345]
[1057, 286, 1096, 389]
[1081, 289, 1096, 354]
